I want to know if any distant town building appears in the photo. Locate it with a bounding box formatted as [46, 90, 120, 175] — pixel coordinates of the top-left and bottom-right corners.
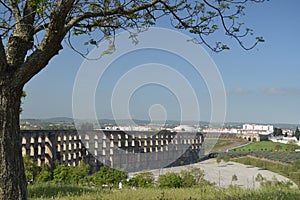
[241, 124, 274, 134]
[173, 125, 198, 132]
[235, 124, 274, 142]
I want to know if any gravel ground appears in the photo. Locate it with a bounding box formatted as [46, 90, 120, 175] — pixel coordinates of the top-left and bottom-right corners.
[129, 159, 297, 189]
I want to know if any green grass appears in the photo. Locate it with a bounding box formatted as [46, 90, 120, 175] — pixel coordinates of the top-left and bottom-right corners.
[28, 183, 101, 199]
[231, 141, 294, 152]
[28, 184, 300, 200]
[204, 138, 248, 153]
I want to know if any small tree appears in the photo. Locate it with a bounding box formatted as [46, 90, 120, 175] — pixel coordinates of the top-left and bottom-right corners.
[295, 127, 300, 141]
[188, 167, 205, 184]
[255, 173, 266, 183]
[231, 174, 238, 185]
[273, 128, 283, 137]
[216, 155, 222, 165]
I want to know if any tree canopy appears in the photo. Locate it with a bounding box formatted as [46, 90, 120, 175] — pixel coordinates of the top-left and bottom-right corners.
[0, 0, 265, 199]
[0, 0, 265, 84]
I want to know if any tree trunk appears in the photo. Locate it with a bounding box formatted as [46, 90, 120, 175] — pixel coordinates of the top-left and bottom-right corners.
[0, 77, 27, 200]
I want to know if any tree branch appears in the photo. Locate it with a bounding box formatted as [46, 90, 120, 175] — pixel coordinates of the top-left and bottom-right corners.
[6, 1, 37, 68]
[14, 0, 76, 86]
[203, 0, 260, 50]
[9, 0, 21, 25]
[0, 0, 12, 12]
[65, 0, 160, 31]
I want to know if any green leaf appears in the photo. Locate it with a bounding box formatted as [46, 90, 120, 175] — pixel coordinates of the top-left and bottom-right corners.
[221, 45, 230, 50]
[233, 27, 239, 32]
[256, 37, 265, 42]
[89, 39, 97, 45]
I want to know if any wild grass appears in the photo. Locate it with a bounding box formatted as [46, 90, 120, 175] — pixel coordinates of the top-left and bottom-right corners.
[205, 138, 247, 153]
[28, 183, 101, 199]
[28, 184, 300, 200]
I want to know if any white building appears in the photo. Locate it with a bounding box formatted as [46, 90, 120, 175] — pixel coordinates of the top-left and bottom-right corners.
[173, 125, 198, 132]
[240, 124, 274, 134]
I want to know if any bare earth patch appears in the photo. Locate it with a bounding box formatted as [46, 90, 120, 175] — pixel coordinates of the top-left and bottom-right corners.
[129, 158, 297, 189]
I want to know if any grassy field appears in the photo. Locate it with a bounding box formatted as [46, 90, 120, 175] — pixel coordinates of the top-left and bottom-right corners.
[221, 141, 300, 186]
[204, 138, 248, 154]
[230, 141, 295, 152]
[28, 183, 300, 200]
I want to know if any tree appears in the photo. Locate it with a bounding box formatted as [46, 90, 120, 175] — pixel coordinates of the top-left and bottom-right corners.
[0, 0, 265, 199]
[255, 173, 265, 183]
[231, 174, 238, 185]
[216, 155, 222, 165]
[273, 128, 283, 137]
[295, 127, 300, 141]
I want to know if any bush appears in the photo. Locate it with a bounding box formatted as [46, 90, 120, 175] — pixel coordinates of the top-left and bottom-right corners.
[35, 163, 52, 183]
[128, 172, 154, 188]
[68, 161, 90, 184]
[53, 164, 70, 184]
[23, 155, 39, 183]
[157, 172, 182, 188]
[91, 166, 128, 188]
[180, 170, 196, 188]
[216, 155, 222, 164]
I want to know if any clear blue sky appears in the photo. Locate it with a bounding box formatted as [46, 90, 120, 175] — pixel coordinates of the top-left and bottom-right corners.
[22, 1, 300, 124]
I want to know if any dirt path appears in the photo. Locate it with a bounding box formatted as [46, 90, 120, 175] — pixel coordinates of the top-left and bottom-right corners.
[129, 159, 297, 189]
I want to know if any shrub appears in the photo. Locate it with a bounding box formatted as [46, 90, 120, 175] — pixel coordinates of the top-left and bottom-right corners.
[68, 161, 90, 184]
[223, 155, 230, 163]
[91, 166, 128, 188]
[53, 164, 70, 184]
[35, 163, 52, 183]
[157, 172, 182, 188]
[216, 155, 222, 164]
[23, 155, 39, 183]
[180, 170, 196, 188]
[128, 172, 154, 188]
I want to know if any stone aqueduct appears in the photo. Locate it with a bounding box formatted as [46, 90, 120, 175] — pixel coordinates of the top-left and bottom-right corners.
[21, 130, 204, 172]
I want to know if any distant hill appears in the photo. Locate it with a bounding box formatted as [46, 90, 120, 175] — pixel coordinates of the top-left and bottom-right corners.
[44, 117, 74, 123]
[21, 117, 299, 130]
[21, 117, 74, 123]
